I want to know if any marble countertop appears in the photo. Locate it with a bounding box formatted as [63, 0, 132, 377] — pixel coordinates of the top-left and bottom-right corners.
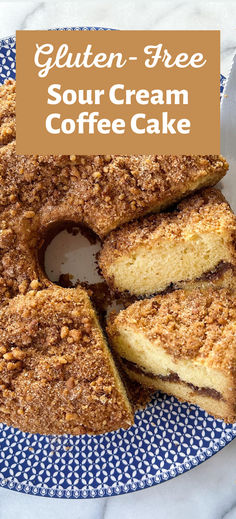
[1, 0, 236, 77]
[0, 1, 236, 518]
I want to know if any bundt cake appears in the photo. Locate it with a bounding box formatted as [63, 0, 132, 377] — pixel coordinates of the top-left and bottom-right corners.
[0, 78, 231, 433]
[107, 288, 236, 423]
[99, 188, 236, 297]
[0, 80, 228, 306]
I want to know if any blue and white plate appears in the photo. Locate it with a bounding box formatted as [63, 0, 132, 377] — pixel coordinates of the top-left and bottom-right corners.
[0, 28, 234, 500]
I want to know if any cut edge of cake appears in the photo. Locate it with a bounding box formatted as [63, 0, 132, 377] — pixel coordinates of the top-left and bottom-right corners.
[99, 188, 236, 297]
[122, 361, 234, 422]
[107, 288, 236, 423]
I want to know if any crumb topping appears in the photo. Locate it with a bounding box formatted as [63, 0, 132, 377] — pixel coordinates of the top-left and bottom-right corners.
[0, 287, 133, 435]
[100, 188, 236, 263]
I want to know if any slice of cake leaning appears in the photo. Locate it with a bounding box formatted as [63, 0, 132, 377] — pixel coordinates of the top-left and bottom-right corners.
[0, 286, 133, 435]
[107, 288, 236, 423]
[99, 189, 236, 297]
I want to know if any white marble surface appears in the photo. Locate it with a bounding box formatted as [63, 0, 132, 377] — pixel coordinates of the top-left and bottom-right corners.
[0, 1, 236, 517]
[1, 0, 236, 77]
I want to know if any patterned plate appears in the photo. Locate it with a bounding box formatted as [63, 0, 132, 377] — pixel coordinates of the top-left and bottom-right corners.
[0, 28, 235, 499]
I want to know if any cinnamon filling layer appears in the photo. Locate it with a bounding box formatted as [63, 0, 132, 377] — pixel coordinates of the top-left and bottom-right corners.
[122, 358, 223, 400]
[116, 261, 234, 302]
[196, 260, 234, 282]
[160, 261, 234, 295]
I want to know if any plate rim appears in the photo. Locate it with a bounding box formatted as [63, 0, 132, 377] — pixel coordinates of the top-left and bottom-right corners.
[0, 426, 235, 499]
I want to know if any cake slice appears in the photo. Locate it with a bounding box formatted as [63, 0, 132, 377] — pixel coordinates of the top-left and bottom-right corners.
[107, 288, 236, 423]
[99, 189, 236, 297]
[0, 286, 133, 435]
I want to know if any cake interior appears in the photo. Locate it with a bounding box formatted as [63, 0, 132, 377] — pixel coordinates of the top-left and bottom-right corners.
[105, 232, 235, 296]
[109, 324, 235, 423]
[122, 359, 230, 423]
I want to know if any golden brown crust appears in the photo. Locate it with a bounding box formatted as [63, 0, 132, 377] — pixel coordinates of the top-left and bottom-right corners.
[107, 288, 236, 376]
[0, 143, 228, 238]
[99, 188, 236, 268]
[0, 286, 133, 435]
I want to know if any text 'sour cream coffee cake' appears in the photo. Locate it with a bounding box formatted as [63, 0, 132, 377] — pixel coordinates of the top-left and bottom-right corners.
[107, 289, 236, 423]
[99, 189, 236, 297]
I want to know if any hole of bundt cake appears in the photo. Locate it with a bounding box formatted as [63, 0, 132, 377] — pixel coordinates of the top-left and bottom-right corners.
[41, 222, 102, 287]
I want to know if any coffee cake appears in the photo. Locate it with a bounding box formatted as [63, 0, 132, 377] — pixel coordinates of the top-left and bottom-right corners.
[0, 78, 231, 433]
